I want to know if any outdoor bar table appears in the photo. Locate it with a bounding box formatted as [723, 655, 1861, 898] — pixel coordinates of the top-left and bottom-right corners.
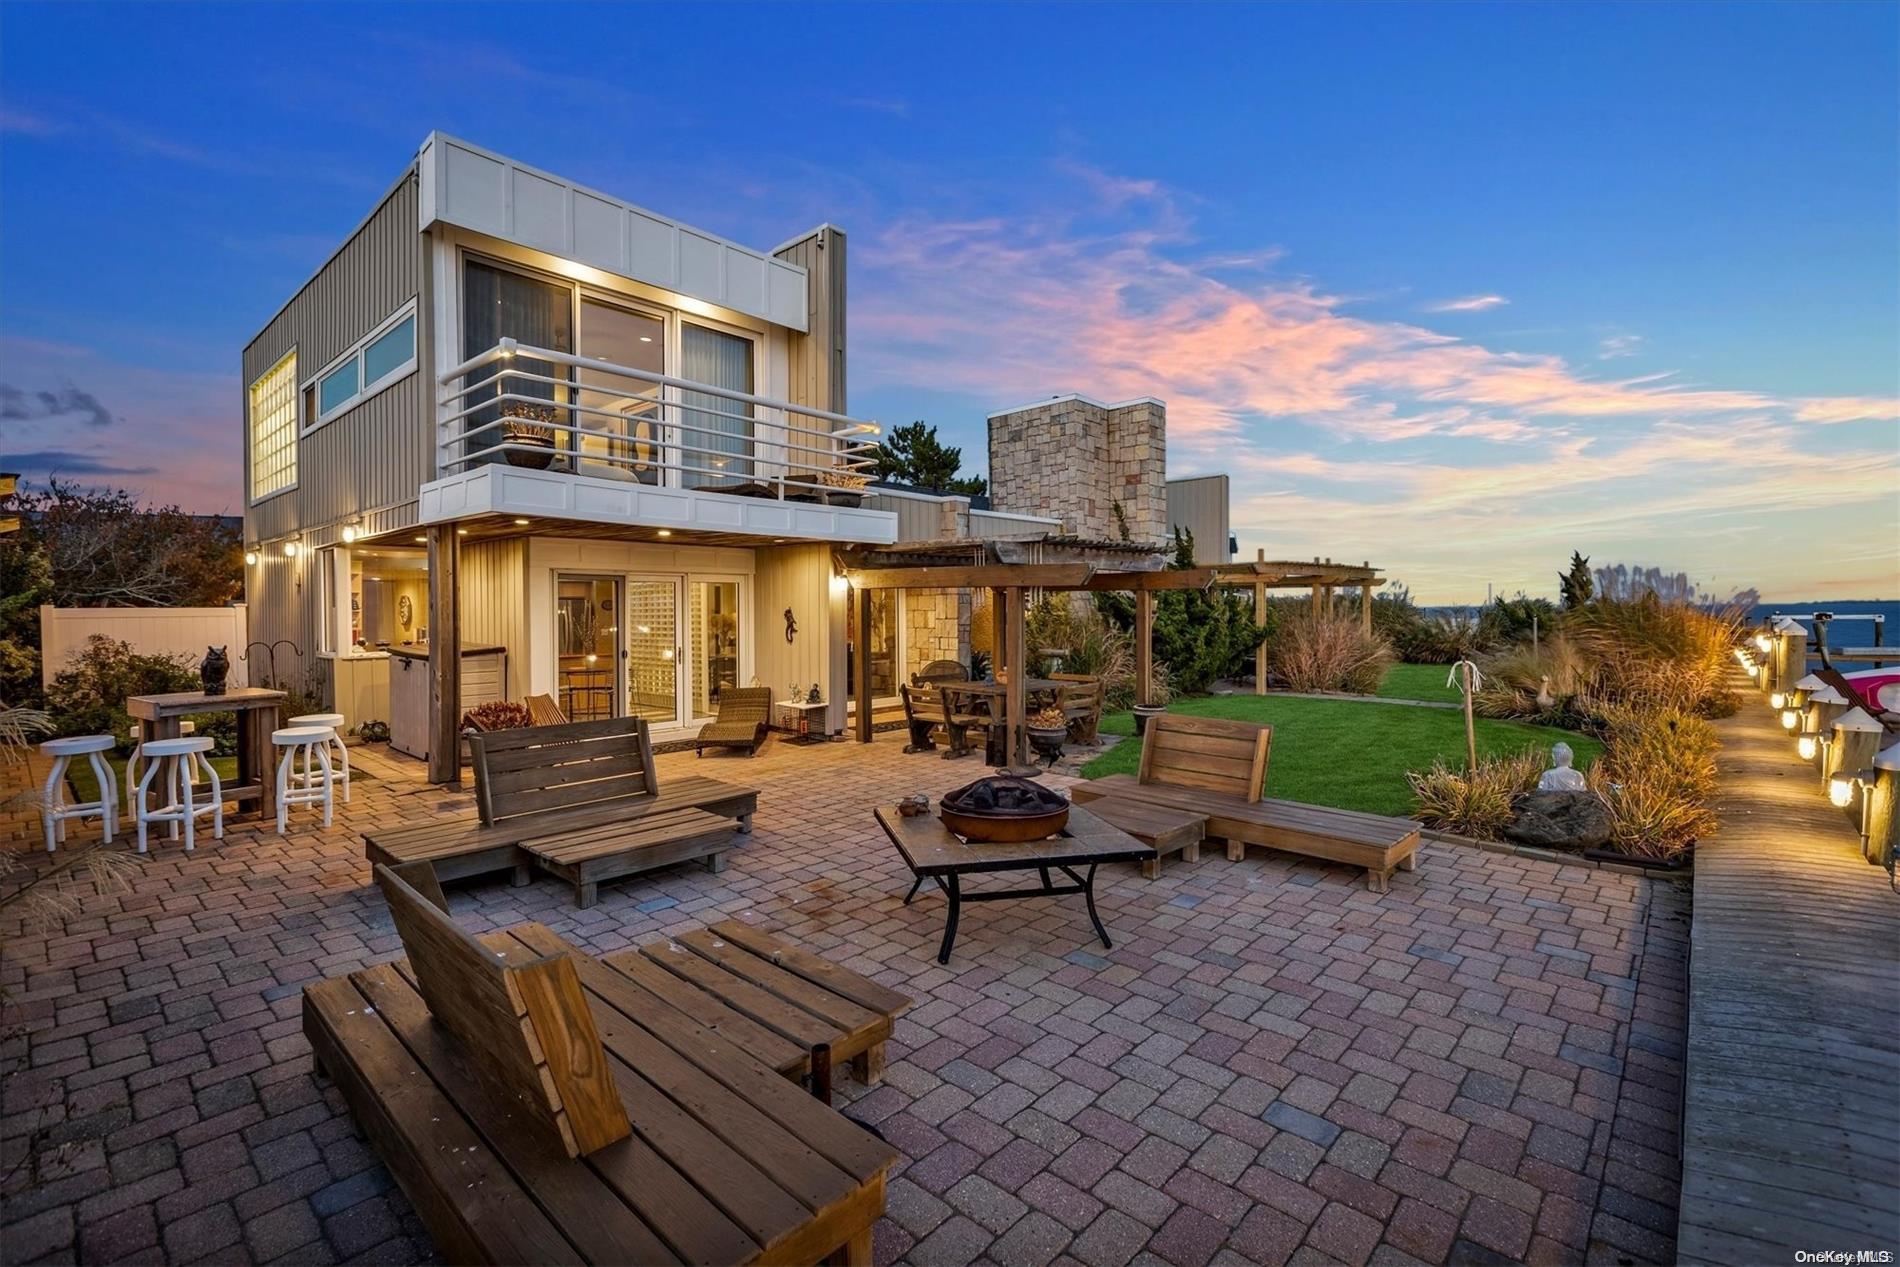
[126, 687, 289, 821]
[874, 802, 1155, 964]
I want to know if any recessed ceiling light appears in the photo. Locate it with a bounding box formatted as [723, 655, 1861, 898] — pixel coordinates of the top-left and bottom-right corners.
[513, 517, 530, 526]
[456, 528, 468, 536]
[639, 336, 653, 343]
[656, 529, 672, 537]
[413, 536, 426, 543]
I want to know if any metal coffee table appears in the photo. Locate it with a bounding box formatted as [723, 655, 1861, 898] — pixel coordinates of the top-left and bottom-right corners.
[873, 803, 1156, 963]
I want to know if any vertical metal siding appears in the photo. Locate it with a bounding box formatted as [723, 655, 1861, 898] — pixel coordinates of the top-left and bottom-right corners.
[459, 537, 527, 699]
[240, 170, 432, 695]
[242, 171, 432, 546]
[1166, 475, 1231, 564]
[773, 228, 846, 414]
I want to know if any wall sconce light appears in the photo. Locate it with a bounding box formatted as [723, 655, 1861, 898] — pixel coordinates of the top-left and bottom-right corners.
[282, 539, 300, 558]
[1744, 659, 1760, 679]
[1797, 730, 1818, 761]
[341, 524, 360, 544]
[1770, 691, 1787, 710]
[1780, 709, 1800, 731]
[1753, 633, 1773, 653]
[828, 573, 850, 596]
[244, 547, 260, 566]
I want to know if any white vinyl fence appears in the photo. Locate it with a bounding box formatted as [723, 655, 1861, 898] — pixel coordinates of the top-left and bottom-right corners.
[40, 605, 249, 688]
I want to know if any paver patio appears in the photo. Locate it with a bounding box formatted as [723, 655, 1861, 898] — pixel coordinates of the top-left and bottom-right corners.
[1, 730, 1686, 1267]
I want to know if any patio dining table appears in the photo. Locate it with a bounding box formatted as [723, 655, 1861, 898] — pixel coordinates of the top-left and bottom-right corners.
[937, 678, 1063, 766]
[126, 687, 288, 821]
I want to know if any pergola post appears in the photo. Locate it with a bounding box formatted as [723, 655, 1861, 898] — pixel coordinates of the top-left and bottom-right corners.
[855, 585, 873, 744]
[1136, 589, 1155, 708]
[1005, 586, 1027, 767]
[1253, 580, 1268, 695]
[990, 587, 1008, 679]
[426, 523, 461, 787]
[1361, 564, 1374, 638]
[1310, 583, 1323, 619]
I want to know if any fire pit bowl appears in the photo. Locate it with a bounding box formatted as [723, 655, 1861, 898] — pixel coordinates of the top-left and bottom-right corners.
[939, 775, 1070, 842]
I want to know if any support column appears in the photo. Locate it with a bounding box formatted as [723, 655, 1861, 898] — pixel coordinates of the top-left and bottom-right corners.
[1362, 577, 1374, 638]
[1005, 587, 1027, 767]
[1136, 589, 1155, 708]
[1253, 581, 1268, 695]
[855, 585, 873, 744]
[990, 587, 1008, 678]
[427, 523, 461, 787]
[1310, 584, 1323, 619]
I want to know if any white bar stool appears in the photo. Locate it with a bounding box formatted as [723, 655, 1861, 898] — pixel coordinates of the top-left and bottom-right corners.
[133, 736, 223, 853]
[287, 712, 350, 804]
[126, 720, 195, 816]
[273, 726, 336, 833]
[40, 735, 119, 852]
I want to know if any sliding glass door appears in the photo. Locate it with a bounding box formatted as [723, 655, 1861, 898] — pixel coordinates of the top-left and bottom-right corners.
[463, 260, 572, 467]
[624, 578, 680, 726]
[555, 576, 621, 722]
[679, 322, 754, 489]
[689, 580, 741, 720]
[577, 298, 665, 482]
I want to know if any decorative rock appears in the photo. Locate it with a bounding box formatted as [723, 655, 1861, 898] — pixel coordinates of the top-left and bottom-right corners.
[1505, 790, 1613, 849]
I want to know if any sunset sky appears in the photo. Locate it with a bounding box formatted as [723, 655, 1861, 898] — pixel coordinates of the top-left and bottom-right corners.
[1, 2, 1895, 603]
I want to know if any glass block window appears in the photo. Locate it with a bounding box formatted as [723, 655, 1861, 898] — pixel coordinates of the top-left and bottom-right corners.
[248, 348, 298, 501]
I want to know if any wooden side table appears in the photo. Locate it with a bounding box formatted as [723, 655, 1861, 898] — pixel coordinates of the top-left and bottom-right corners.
[126, 688, 288, 821]
[774, 699, 832, 744]
[1077, 797, 1207, 878]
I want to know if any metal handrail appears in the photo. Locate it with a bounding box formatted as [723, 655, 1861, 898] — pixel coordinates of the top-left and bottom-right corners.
[437, 338, 882, 490]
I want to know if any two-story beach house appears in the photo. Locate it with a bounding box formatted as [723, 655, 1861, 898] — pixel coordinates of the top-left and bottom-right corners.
[242, 133, 1231, 778]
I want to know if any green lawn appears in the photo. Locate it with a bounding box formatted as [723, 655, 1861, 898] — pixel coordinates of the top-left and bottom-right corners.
[1083, 695, 1598, 817]
[1375, 663, 1463, 704]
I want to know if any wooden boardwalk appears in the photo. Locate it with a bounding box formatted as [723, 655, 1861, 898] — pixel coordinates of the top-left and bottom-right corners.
[1677, 700, 1900, 1263]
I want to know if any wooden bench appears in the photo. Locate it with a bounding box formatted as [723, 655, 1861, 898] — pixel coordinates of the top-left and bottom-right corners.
[1078, 796, 1206, 879]
[1070, 713, 1421, 891]
[363, 717, 759, 907]
[609, 920, 912, 1086]
[306, 863, 897, 1265]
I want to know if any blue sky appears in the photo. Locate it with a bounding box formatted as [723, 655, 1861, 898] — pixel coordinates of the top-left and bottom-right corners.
[1, 2, 1895, 601]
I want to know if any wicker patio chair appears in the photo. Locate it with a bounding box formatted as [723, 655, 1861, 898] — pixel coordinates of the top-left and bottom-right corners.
[694, 686, 774, 757]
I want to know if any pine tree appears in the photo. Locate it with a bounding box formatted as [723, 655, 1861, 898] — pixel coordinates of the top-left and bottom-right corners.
[1559, 551, 1594, 609]
[870, 422, 987, 496]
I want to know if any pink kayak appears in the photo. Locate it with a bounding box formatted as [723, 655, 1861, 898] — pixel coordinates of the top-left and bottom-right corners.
[1841, 667, 1900, 714]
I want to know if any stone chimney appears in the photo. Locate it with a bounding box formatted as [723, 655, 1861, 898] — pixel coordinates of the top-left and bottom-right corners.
[986, 395, 1167, 543]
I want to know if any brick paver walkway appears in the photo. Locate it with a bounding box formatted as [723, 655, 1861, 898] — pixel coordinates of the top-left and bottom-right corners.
[1, 731, 1685, 1266]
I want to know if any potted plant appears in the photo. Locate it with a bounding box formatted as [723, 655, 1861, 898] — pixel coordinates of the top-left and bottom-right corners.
[499, 403, 562, 469]
[1027, 704, 1069, 765]
[817, 468, 871, 508]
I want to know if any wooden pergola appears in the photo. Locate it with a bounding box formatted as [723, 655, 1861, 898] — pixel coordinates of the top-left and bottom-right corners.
[836, 550, 1383, 766]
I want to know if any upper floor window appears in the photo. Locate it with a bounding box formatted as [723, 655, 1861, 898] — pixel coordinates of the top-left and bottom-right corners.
[306, 301, 418, 431]
[248, 348, 298, 502]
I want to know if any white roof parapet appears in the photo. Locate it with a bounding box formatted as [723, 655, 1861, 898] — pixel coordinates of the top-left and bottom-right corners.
[417, 132, 809, 331]
[985, 393, 1167, 419]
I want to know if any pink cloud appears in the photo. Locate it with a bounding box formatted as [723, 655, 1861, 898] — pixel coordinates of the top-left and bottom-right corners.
[1794, 396, 1900, 424]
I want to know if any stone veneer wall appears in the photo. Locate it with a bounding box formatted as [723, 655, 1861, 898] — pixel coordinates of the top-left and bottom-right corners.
[987, 396, 1167, 543]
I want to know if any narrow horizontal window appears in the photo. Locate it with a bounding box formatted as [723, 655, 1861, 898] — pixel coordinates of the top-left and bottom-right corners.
[319, 361, 359, 416]
[363, 314, 415, 387]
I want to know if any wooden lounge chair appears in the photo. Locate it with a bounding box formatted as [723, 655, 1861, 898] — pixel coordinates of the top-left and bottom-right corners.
[525, 693, 569, 727]
[1051, 673, 1105, 745]
[935, 683, 988, 760]
[695, 685, 774, 757]
[911, 659, 969, 688]
[1070, 713, 1421, 891]
[899, 682, 941, 753]
[305, 861, 897, 1265]
[364, 717, 759, 907]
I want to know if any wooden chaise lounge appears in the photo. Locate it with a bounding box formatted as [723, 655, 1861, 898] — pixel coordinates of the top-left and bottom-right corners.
[695, 686, 774, 757]
[1069, 713, 1422, 891]
[305, 861, 898, 1265]
[364, 717, 760, 907]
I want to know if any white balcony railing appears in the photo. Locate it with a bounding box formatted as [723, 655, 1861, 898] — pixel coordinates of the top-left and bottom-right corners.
[437, 338, 881, 501]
